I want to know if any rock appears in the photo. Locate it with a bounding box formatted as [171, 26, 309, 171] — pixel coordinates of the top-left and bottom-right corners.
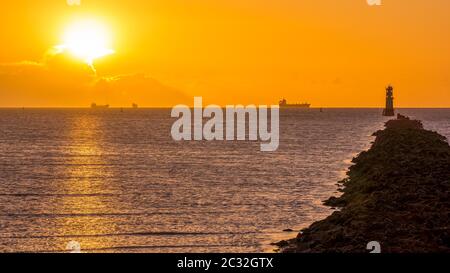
[271, 240, 289, 247]
[279, 117, 450, 253]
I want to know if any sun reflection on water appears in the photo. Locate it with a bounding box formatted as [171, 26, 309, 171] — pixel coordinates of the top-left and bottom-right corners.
[56, 114, 117, 252]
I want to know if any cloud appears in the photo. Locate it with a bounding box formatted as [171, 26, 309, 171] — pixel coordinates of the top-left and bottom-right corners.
[0, 51, 189, 107]
[94, 73, 190, 107]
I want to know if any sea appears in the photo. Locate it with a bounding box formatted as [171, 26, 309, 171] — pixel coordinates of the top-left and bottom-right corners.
[0, 108, 449, 252]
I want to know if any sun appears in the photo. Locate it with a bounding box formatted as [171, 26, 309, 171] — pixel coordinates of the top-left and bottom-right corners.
[59, 20, 115, 65]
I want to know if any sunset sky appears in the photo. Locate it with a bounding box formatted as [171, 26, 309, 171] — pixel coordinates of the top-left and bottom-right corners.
[0, 0, 449, 107]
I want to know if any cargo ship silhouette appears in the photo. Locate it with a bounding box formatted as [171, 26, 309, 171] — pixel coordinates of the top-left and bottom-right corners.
[91, 103, 109, 109]
[279, 98, 310, 108]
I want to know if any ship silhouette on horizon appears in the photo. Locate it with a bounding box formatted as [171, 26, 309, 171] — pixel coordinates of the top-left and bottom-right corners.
[279, 98, 310, 108]
[91, 103, 110, 109]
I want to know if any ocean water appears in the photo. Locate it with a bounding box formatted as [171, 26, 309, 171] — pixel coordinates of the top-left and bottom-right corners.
[0, 108, 448, 253]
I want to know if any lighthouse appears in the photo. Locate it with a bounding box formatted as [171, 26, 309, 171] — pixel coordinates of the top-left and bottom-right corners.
[383, 85, 395, 116]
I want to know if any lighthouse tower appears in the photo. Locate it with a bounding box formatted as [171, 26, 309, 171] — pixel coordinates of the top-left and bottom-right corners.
[383, 85, 395, 116]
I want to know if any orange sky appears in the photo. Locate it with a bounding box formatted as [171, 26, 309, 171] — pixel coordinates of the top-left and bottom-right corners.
[0, 0, 449, 107]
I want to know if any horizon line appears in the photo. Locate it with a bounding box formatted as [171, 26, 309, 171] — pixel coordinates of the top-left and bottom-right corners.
[1, 106, 450, 109]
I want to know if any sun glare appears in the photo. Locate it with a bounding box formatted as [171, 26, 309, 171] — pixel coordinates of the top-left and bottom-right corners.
[59, 20, 115, 65]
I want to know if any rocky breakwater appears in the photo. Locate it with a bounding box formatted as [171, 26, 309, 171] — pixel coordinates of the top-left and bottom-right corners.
[280, 115, 450, 253]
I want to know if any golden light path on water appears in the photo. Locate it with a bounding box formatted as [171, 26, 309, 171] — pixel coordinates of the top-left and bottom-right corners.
[57, 114, 117, 252]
